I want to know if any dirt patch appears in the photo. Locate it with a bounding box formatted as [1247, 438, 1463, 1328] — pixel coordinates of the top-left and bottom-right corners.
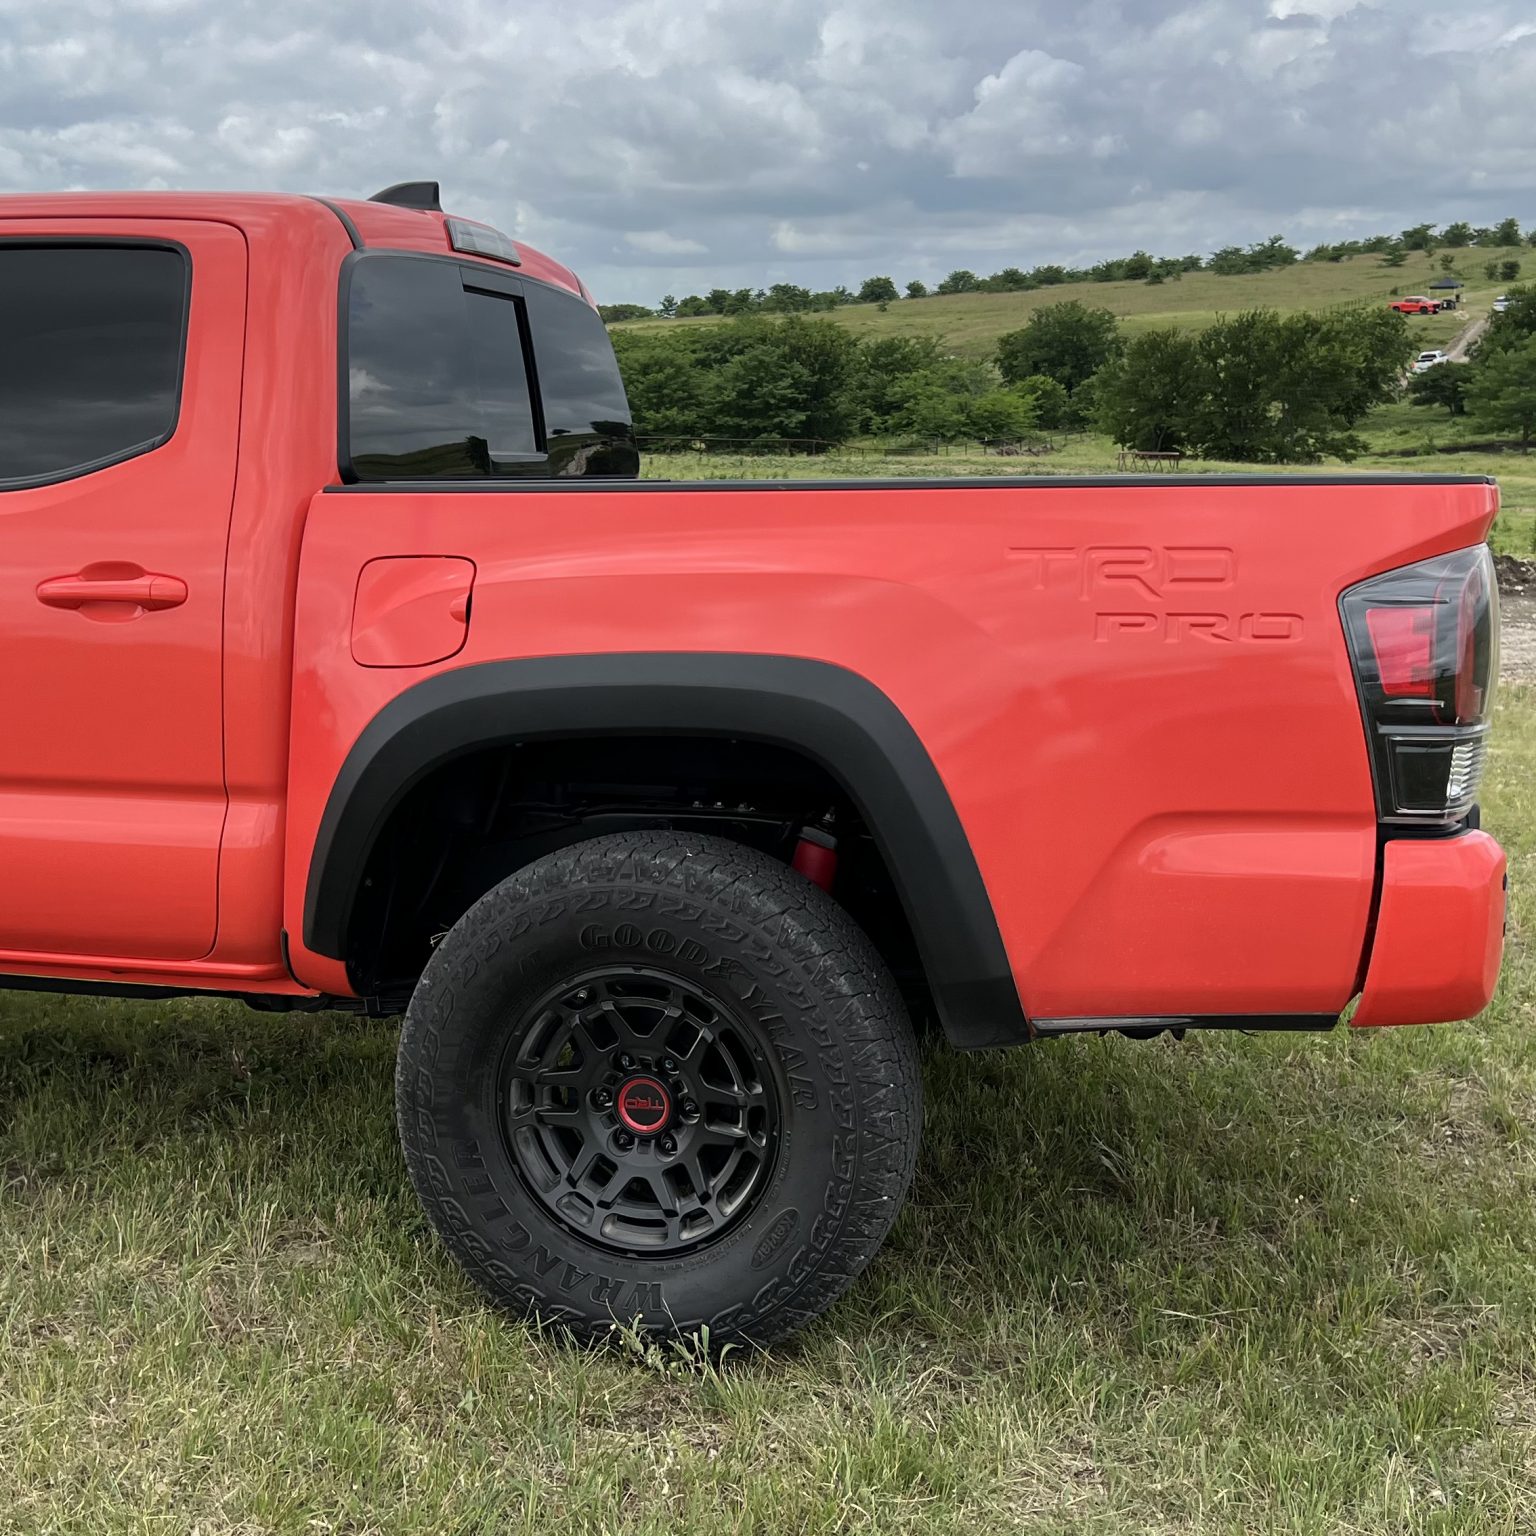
[1494, 554, 1536, 594]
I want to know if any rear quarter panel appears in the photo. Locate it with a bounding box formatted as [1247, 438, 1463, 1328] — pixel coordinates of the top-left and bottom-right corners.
[284, 478, 1496, 1019]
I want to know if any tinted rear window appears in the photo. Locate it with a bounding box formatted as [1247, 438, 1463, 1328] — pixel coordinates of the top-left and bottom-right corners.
[0, 244, 186, 488]
[347, 257, 538, 480]
[521, 280, 634, 444]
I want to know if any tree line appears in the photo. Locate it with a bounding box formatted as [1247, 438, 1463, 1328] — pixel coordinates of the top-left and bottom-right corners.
[600, 219, 1536, 323]
[612, 298, 1426, 462]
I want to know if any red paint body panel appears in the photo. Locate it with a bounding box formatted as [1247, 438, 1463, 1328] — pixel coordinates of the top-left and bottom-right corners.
[280, 479, 1496, 1020]
[351, 557, 475, 667]
[1351, 832, 1507, 1026]
[0, 189, 1507, 1033]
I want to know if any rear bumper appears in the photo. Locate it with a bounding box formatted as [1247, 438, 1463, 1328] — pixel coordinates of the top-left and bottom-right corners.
[1351, 830, 1507, 1027]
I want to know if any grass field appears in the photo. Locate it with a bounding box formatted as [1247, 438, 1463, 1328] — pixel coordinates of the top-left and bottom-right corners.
[2, 694, 1532, 1533]
[3, 511, 1535, 1531]
[612, 247, 1525, 359]
[642, 429, 1536, 559]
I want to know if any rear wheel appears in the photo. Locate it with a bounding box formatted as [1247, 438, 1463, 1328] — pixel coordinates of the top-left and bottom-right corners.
[395, 830, 921, 1345]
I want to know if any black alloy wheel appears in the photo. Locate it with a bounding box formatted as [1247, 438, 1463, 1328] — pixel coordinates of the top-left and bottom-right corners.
[499, 968, 779, 1255]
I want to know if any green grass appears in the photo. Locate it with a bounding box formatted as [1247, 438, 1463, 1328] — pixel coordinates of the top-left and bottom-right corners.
[613, 248, 1525, 359]
[4, 711, 1536, 1524]
[642, 425, 1536, 559]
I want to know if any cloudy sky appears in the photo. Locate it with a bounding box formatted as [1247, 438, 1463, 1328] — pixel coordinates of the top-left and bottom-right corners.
[2, 0, 1533, 304]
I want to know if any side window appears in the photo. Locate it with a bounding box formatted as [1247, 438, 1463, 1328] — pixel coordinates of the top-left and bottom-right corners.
[347, 256, 538, 480]
[0, 244, 187, 489]
[520, 281, 636, 474]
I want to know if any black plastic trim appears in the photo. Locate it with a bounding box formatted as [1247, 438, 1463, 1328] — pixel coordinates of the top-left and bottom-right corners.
[0, 973, 344, 1011]
[0, 237, 192, 494]
[1034, 1013, 1338, 1034]
[368, 180, 442, 212]
[302, 653, 1028, 1051]
[311, 197, 362, 250]
[322, 472, 1495, 495]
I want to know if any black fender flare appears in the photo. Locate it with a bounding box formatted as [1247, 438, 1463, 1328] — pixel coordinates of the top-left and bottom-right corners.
[302, 653, 1028, 1049]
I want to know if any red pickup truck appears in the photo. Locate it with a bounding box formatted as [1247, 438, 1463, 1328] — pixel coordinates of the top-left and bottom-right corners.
[0, 185, 1506, 1345]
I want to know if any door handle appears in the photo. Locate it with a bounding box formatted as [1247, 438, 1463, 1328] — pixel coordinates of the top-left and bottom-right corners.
[37, 566, 188, 614]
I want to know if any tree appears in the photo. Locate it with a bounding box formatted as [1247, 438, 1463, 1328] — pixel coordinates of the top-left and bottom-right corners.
[1438, 253, 1457, 274]
[1008, 373, 1072, 429]
[856, 275, 899, 305]
[1442, 222, 1474, 247]
[1407, 363, 1468, 415]
[888, 358, 994, 441]
[701, 317, 860, 442]
[761, 283, 814, 313]
[848, 336, 944, 434]
[609, 329, 712, 438]
[1381, 250, 1408, 268]
[1466, 335, 1536, 449]
[995, 302, 1123, 397]
[935, 269, 980, 294]
[1098, 307, 1412, 463]
[1095, 328, 1202, 451]
[1400, 223, 1436, 252]
[905, 279, 928, 299]
[1492, 218, 1523, 247]
[598, 302, 654, 323]
[658, 294, 678, 318]
[1480, 285, 1536, 354]
[1485, 261, 1500, 281]
[967, 388, 1040, 442]
[1500, 259, 1522, 283]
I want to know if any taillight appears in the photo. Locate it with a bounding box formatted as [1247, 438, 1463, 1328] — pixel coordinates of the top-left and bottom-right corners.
[1340, 545, 1498, 825]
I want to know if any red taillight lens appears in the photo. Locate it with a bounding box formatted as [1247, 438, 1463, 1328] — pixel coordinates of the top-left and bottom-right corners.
[1341, 546, 1498, 824]
[1364, 606, 1436, 698]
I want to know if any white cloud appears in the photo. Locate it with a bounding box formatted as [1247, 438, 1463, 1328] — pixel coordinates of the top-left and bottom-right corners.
[625, 230, 708, 255]
[0, 0, 1531, 303]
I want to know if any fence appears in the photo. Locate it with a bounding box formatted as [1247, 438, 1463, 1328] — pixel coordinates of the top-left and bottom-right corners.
[636, 434, 1069, 458]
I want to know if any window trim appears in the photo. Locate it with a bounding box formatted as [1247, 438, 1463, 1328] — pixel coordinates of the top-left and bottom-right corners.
[0, 237, 192, 493]
[338, 247, 560, 485]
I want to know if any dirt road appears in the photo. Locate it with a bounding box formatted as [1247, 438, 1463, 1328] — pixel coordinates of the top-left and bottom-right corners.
[1503, 591, 1536, 682]
[1445, 310, 1490, 363]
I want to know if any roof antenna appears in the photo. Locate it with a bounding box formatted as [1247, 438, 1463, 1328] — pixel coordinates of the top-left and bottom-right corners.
[368, 181, 442, 212]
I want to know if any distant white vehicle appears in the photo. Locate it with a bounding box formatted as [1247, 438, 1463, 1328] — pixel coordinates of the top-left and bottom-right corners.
[1493, 295, 1511, 313]
[1411, 350, 1448, 373]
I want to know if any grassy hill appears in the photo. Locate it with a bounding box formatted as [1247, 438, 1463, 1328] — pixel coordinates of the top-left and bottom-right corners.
[612, 246, 1526, 359]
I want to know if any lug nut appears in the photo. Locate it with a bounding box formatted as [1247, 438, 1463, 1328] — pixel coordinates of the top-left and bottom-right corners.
[592, 1087, 613, 1110]
[658, 1134, 678, 1156]
[616, 1052, 636, 1072]
[613, 1129, 635, 1152]
[660, 1056, 679, 1075]
[680, 1099, 700, 1123]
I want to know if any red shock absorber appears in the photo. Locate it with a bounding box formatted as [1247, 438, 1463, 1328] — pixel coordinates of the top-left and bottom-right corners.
[792, 824, 839, 892]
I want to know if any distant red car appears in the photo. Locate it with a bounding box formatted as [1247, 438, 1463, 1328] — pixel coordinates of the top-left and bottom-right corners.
[1390, 295, 1441, 314]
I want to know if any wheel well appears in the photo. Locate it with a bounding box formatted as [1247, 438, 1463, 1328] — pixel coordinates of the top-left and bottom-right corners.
[344, 735, 925, 1011]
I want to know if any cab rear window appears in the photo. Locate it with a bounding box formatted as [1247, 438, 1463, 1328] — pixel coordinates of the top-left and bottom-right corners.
[343, 252, 636, 481]
[346, 256, 538, 480]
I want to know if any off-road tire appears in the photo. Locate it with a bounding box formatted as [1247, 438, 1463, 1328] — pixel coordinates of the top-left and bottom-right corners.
[394, 830, 921, 1346]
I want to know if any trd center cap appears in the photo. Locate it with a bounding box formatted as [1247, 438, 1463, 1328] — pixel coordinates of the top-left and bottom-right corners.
[615, 1074, 672, 1135]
